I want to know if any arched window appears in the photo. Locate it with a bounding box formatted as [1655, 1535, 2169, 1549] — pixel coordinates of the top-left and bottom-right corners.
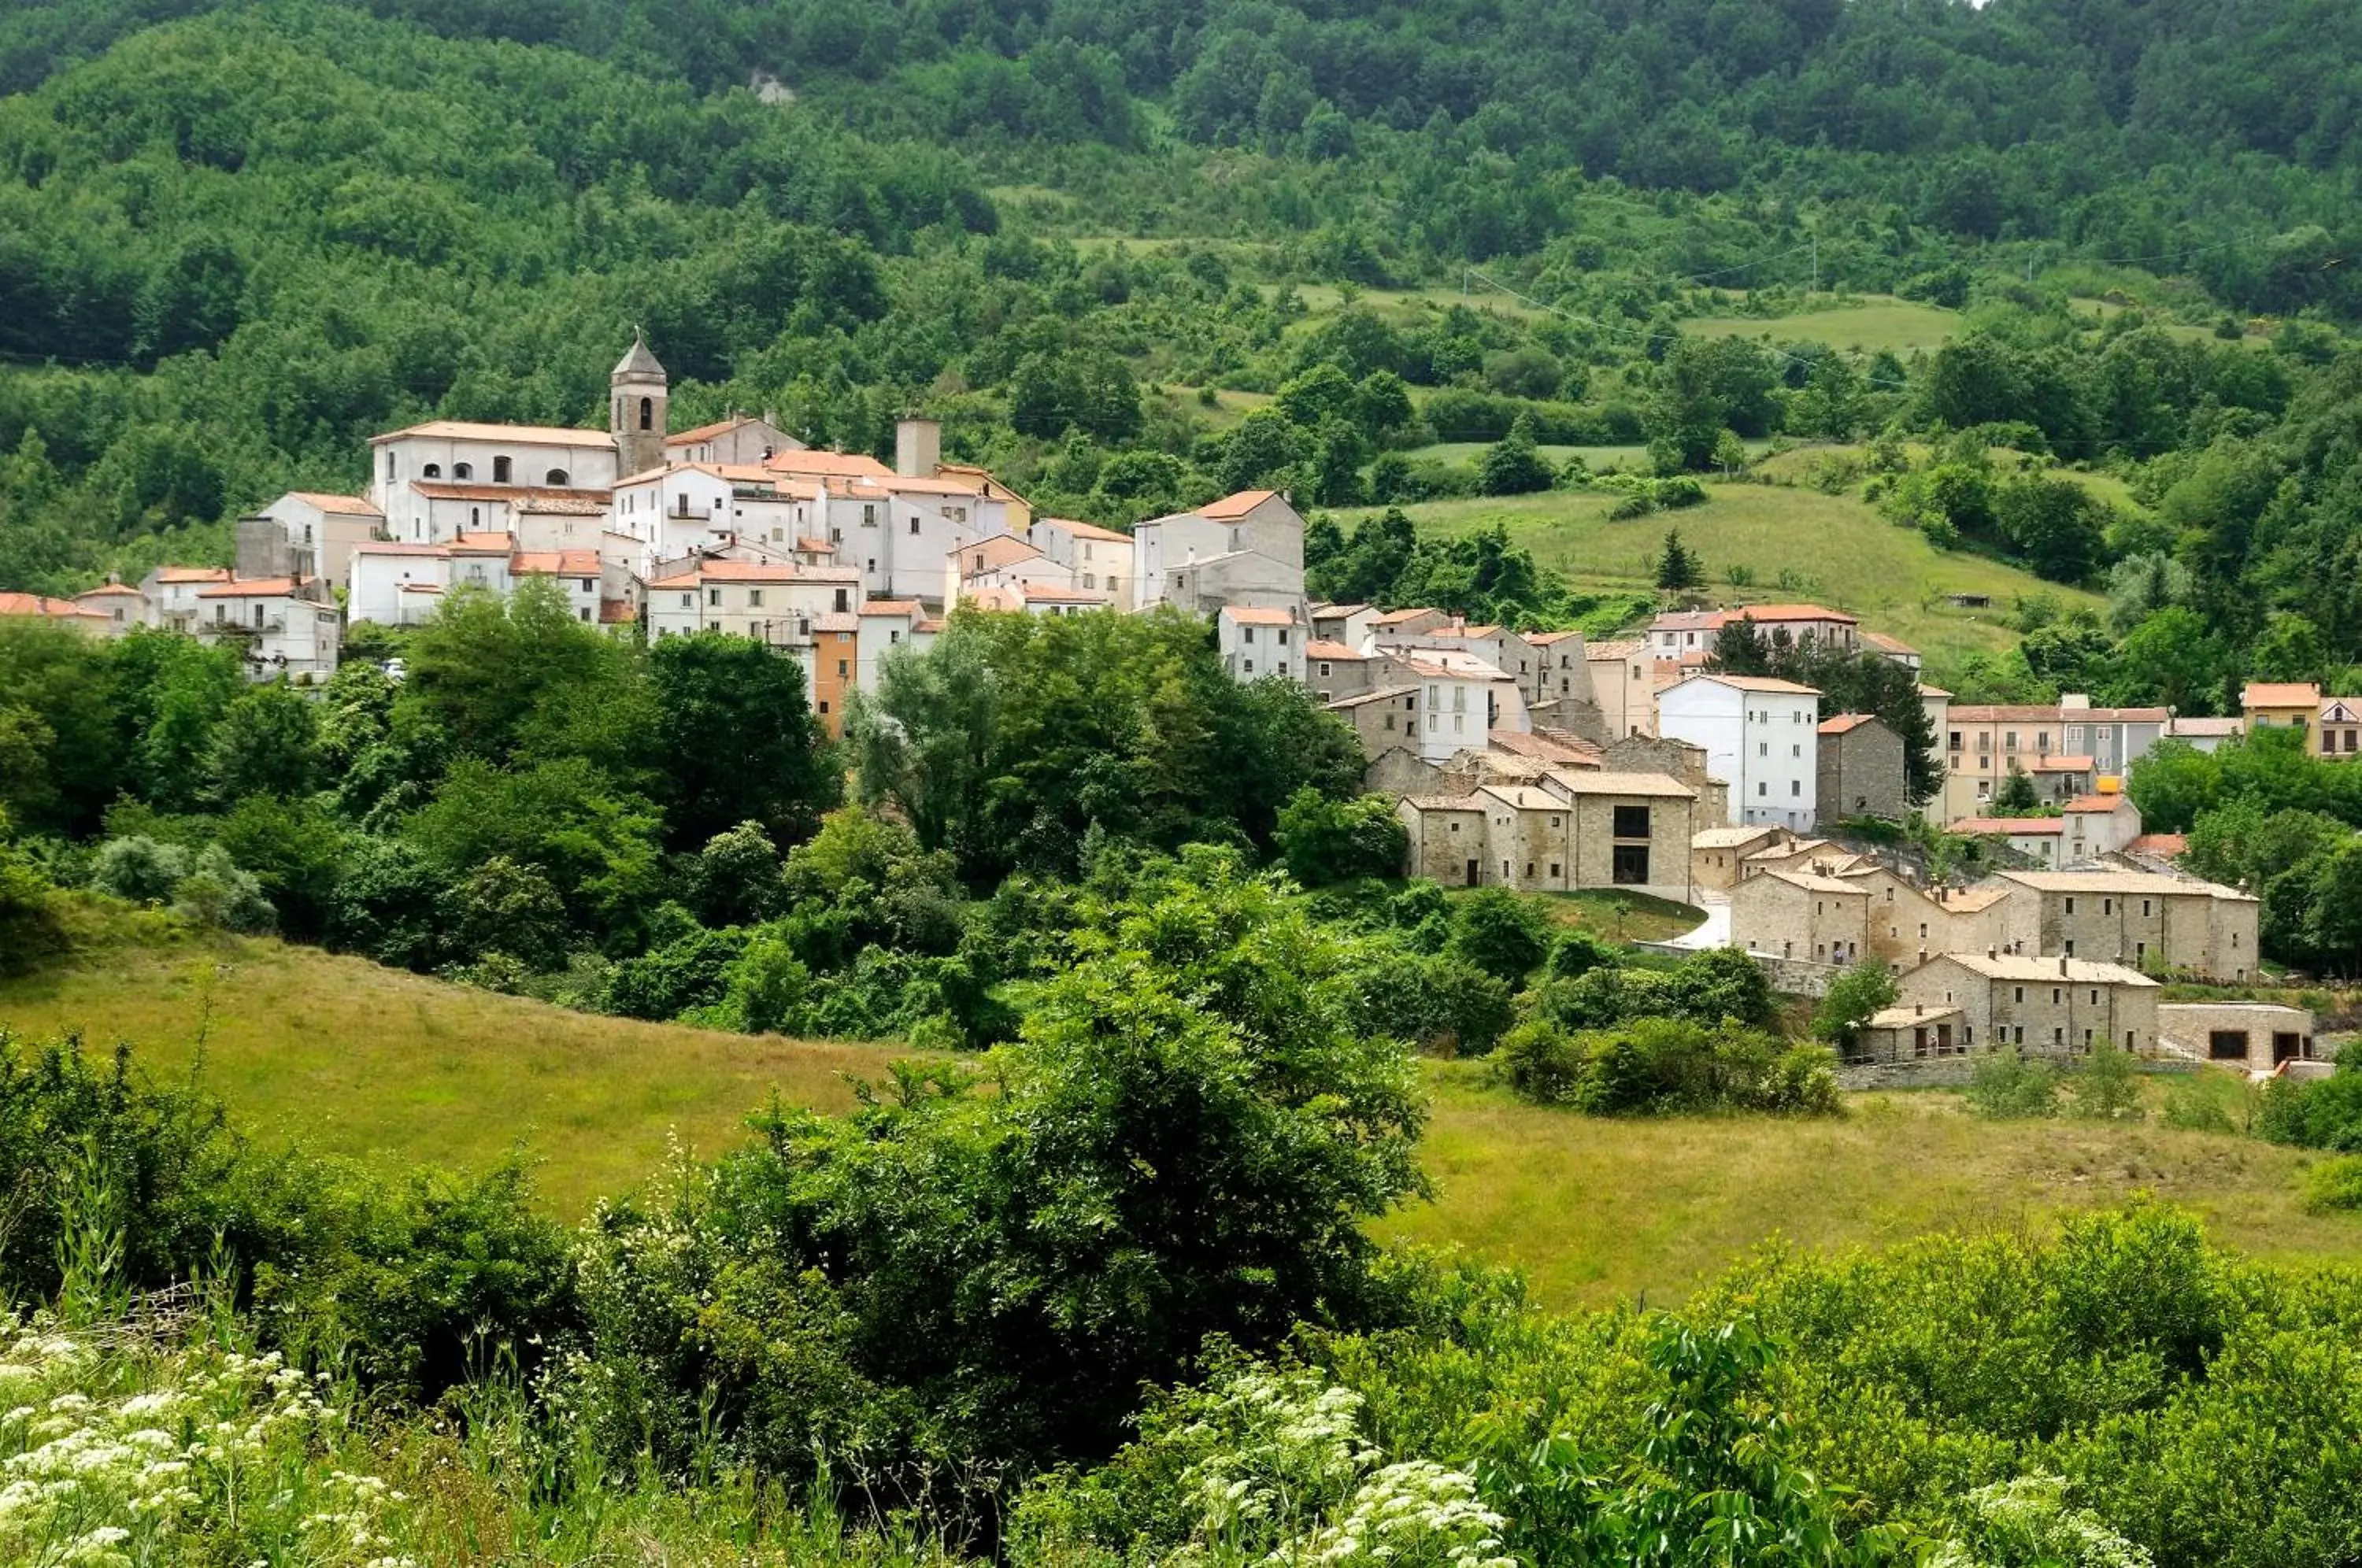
[639, 396, 653, 431]
[493, 456, 512, 483]
[454, 462, 472, 480]
[545, 468, 568, 486]
[423, 463, 442, 479]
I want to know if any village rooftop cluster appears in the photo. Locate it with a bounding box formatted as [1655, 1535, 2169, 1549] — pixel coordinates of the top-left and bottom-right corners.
[1, 337, 2336, 1077]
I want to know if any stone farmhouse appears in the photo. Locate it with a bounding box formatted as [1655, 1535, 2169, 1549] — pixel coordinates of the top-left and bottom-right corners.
[1895, 952, 2160, 1059]
[1990, 869, 2258, 981]
[1815, 712, 1905, 824]
[1398, 767, 1697, 901]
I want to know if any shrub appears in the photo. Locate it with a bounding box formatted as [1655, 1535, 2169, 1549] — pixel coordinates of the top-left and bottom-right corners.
[2064, 1042, 2145, 1122]
[1446, 887, 1553, 985]
[605, 925, 753, 1021]
[1348, 949, 1516, 1056]
[1495, 1020, 1584, 1104]
[2162, 1079, 2235, 1133]
[1499, 1016, 1838, 1116]
[2301, 1155, 2362, 1213]
[89, 835, 189, 904]
[1967, 1052, 2061, 1119]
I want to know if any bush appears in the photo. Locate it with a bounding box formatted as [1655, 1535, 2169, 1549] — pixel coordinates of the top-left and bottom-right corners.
[605, 925, 753, 1021]
[89, 835, 188, 904]
[2064, 1042, 2145, 1122]
[1967, 1052, 2061, 1119]
[2162, 1079, 2235, 1133]
[2301, 1155, 2362, 1214]
[1446, 888, 1553, 985]
[1498, 1016, 1838, 1116]
[1346, 949, 1513, 1056]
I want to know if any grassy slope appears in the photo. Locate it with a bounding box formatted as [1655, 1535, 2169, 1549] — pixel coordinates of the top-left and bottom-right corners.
[8, 930, 2354, 1309]
[1337, 484, 2107, 661]
[1682, 297, 1964, 356]
[0, 928, 888, 1215]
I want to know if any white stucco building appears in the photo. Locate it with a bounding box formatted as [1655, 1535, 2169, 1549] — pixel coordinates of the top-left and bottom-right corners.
[1134, 489, 1306, 615]
[1656, 672, 1823, 830]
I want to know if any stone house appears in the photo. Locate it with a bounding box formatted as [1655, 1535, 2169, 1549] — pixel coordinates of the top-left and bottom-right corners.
[1853, 1002, 1968, 1064]
[1304, 639, 1377, 701]
[1949, 815, 2067, 863]
[1816, 712, 1905, 824]
[1327, 684, 1424, 763]
[1991, 869, 2258, 980]
[1395, 770, 1697, 900]
[1838, 863, 2010, 971]
[2156, 1002, 2325, 1076]
[1691, 824, 1793, 892]
[1895, 952, 2159, 1058]
[1731, 868, 1870, 965]
[1740, 836, 1863, 882]
[1603, 732, 1727, 823]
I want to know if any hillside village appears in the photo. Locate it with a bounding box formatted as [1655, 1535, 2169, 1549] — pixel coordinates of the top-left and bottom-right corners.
[1, 334, 2342, 1077]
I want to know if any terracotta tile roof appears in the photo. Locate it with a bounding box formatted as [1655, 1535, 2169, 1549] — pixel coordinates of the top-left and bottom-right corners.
[2126, 833, 2188, 856]
[0, 592, 108, 620]
[2242, 682, 2321, 708]
[196, 576, 305, 598]
[2168, 716, 2243, 736]
[1327, 684, 1421, 709]
[74, 583, 143, 597]
[667, 416, 787, 446]
[413, 482, 611, 505]
[1862, 630, 1918, 654]
[915, 618, 946, 633]
[1676, 673, 1820, 694]
[1997, 869, 2253, 899]
[285, 491, 383, 516]
[858, 599, 924, 616]
[1035, 517, 1132, 544]
[1734, 602, 1857, 623]
[1222, 605, 1299, 626]
[794, 536, 834, 554]
[510, 549, 602, 576]
[1918, 683, 1953, 698]
[450, 531, 516, 553]
[353, 541, 450, 557]
[1527, 630, 1583, 645]
[1818, 712, 1883, 734]
[154, 567, 235, 583]
[2064, 793, 2130, 812]
[954, 535, 1044, 571]
[2031, 754, 2096, 771]
[1587, 638, 1646, 658]
[1304, 639, 1365, 660]
[647, 561, 861, 588]
[1949, 704, 2064, 722]
[1372, 607, 1440, 625]
[1933, 952, 2155, 986]
[813, 612, 861, 633]
[1488, 729, 1602, 767]
[373, 420, 617, 449]
[765, 449, 894, 479]
[1951, 815, 2064, 834]
[1199, 488, 1279, 520]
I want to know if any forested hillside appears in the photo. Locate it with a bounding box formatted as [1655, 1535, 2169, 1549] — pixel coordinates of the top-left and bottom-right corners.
[6, 0, 2362, 677]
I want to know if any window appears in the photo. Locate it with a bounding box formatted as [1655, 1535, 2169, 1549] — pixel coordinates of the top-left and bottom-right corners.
[423, 463, 441, 479]
[2052, 987, 2062, 1004]
[579, 578, 595, 592]
[837, 660, 848, 677]
[863, 505, 878, 527]
[1759, 741, 1768, 756]
[1612, 844, 1650, 885]
[454, 462, 472, 480]
[493, 456, 511, 483]
[1241, 627, 1255, 644]
[1790, 780, 1801, 796]
[638, 396, 653, 431]
[1319, 662, 1331, 676]
[679, 593, 692, 608]
[1243, 659, 1254, 674]
[1758, 782, 1768, 796]
[1612, 804, 1650, 838]
[2064, 897, 2076, 914]
[909, 517, 920, 535]
[384, 450, 395, 479]
[748, 590, 764, 608]
[2142, 899, 2152, 916]
[1949, 730, 1962, 750]
[707, 588, 721, 606]
[2089, 989, 2100, 1004]
[2013, 986, 2024, 1004]
[1549, 862, 1561, 878]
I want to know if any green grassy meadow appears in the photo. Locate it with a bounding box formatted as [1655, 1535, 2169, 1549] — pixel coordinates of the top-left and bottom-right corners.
[1681, 296, 1964, 356]
[8, 927, 2355, 1311]
[1336, 483, 2107, 661]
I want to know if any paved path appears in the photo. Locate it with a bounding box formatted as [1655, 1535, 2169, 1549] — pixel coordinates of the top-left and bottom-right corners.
[1665, 889, 1731, 950]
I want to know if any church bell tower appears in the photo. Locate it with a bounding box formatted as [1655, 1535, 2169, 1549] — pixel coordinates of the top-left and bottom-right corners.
[611, 329, 668, 478]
